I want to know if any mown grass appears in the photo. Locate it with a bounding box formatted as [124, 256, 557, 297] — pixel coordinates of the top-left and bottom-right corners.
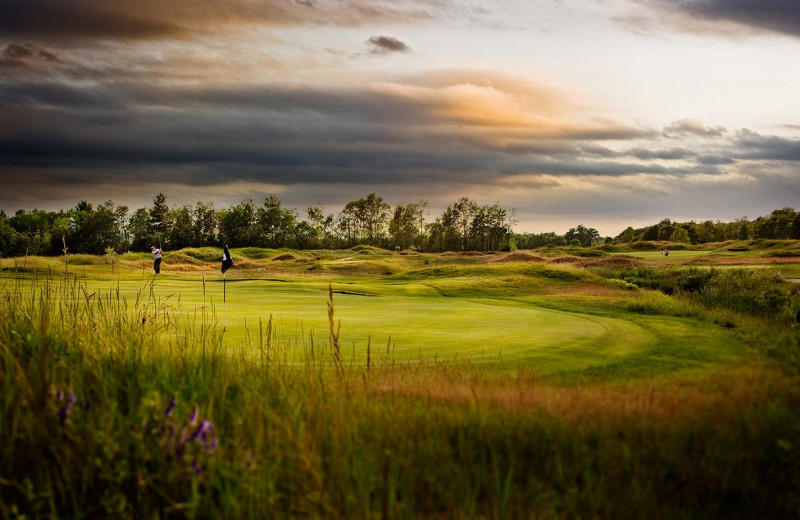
[1, 250, 799, 518]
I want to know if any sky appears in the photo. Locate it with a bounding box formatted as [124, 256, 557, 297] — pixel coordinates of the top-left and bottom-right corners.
[1, 0, 799, 235]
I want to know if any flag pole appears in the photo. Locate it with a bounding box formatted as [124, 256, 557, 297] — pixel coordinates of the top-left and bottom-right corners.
[221, 244, 233, 335]
[223, 271, 227, 333]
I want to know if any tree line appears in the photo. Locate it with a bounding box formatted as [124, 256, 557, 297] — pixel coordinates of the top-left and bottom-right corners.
[513, 208, 800, 249]
[0, 193, 514, 256]
[513, 209, 800, 249]
[1, 193, 797, 257]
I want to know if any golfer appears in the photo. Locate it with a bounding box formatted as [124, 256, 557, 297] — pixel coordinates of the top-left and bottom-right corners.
[151, 245, 163, 274]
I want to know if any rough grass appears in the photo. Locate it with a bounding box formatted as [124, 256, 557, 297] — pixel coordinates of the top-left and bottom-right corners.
[0, 271, 798, 518]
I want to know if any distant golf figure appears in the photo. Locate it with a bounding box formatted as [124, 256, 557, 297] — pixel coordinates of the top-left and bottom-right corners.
[151, 245, 163, 274]
[662, 248, 669, 257]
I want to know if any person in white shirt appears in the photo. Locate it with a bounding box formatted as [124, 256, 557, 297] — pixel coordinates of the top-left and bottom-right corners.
[150, 245, 163, 274]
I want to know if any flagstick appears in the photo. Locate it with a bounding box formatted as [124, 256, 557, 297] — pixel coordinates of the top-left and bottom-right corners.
[223, 272, 227, 333]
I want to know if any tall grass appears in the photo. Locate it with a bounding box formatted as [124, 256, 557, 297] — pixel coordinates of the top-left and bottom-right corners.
[0, 272, 799, 518]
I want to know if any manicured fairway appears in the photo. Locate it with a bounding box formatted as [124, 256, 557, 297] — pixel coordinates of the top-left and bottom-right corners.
[617, 250, 714, 261]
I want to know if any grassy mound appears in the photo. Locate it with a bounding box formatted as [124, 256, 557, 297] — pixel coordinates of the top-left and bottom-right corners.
[491, 251, 546, 263]
[182, 247, 223, 262]
[549, 255, 582, 264]
[580, 256, 643, 268]
[271, 253, 296, 261]
[629, 241, 661, 251]
[237, 247, 276, 259]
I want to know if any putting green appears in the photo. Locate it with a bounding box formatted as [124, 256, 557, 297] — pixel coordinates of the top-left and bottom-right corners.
[4, 269, 749, 375]
[78, 276, 655, 372]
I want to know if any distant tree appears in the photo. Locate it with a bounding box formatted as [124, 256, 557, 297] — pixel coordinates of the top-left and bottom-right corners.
[735, 218, 750, 240]
[9, 208, 57, 255]
[514, 231, 564, 249]
[193, 201, 218, 246]
[360, 193, 391, 246]
[441, 197, 478, 251]
[0, 213, 26, 257]
[770, 208, 796, 239]
[67, 201, 122, 254]
[128, 208, 151, 251]
[114, 205, 129, 251]
[218, 200, 260, 247]
[683, 222, 700, 244]
[564, 225, 600, 248]
[292, 221, 317, 249]
[389, 201, 427, 250]
[336, 208, 358, 247]
[306, 204, 335, 248]
[616, 227, 636, 243]
[149, 193, 170, 246]
[793, 212, 800, 239]
[696, 220, 724, 243]
[658, 224, 675, 241]
[48, 214, 70, 254]
[425, 219, 447, 252]
[470, 202, 509, 251]
[669, 226, 690, 243]
[340, 193, 391, 246]
[258, 195, 298, 248]
[169, 205, 196, 250]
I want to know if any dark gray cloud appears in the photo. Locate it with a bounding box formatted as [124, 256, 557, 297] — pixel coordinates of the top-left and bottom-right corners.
[0, 0, 184, 41]
[366, 36, 410, 54]
[733, 129, 800, 161]
[0, 79, 790, 180]
[633, 0, 800, 39]
[627, 147, 695, 161]
[0, 0, 451, 43]
[695, 154, 736, 165]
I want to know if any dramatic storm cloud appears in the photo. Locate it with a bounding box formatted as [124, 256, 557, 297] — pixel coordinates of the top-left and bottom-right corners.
[622, 0, 800, 39]
[1, 0, 799, 233]
[0, 0, 455, 43]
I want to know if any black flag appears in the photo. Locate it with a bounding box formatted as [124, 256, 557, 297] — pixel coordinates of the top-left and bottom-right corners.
[222, 245, 233, 274]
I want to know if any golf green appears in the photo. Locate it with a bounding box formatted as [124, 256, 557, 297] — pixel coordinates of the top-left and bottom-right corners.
[75, 276, 655, 371]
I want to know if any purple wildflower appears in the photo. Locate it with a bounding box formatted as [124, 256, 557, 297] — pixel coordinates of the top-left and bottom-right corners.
[192, 458, 202, 476]
[188, 405, 198, 426]
[57, 392, 76, 426]
[188, 420, 213, 443]
[164, 396, 176, 418]
[206, 436, 219, 451]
